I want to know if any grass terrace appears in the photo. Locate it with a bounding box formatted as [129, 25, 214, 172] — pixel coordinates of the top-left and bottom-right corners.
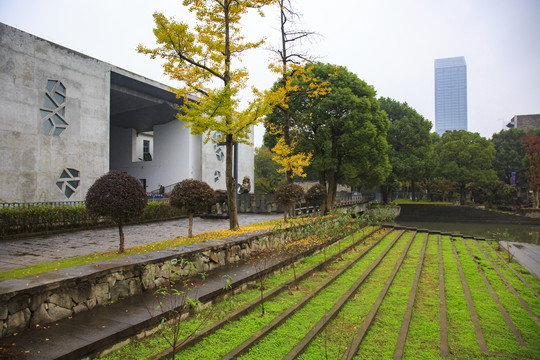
[96, 226, 540, 360]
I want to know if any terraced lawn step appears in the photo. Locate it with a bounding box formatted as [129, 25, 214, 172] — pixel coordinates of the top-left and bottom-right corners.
[72, 227, 540, 360]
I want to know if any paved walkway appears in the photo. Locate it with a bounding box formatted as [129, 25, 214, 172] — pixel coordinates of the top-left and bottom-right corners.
[499, 241, 540, 280]
[0, 214, 282, 272]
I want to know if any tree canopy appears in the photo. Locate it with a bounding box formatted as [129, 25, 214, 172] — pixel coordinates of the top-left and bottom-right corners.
[170, 179, 216, 237]
[85, 171, 146, 253]
[138, 0, 277, 230]
[277, 63, 390, 208]
[254, 146, 286, 193]
[274, 183, 304, 222]
[521, 133, 540, 208]
[434, 130, 498, 203]
[379, 97, 432, 202]
[491, 128, 527, 186]
[264, 0, 328, 183]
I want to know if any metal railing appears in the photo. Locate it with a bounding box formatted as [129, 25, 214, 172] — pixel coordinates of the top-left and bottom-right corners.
[1, 196, 170, 208]
[148, 182, 178, 196]
[0, 201, 86, 209]
[1, 192, 375, 209]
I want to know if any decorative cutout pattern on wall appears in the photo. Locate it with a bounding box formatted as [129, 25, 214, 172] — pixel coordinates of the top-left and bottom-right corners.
[214, 170, 221, 183]
[212, 131, 224, 161]
[41, 80, 68, 136]
[56, 168, 80, 198]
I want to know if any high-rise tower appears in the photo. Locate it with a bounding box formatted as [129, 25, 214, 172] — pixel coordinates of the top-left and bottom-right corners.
[434, 57, 468, 134]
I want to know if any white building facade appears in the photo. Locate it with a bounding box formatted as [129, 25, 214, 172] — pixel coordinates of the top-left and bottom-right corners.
[0, 23, 254, 203]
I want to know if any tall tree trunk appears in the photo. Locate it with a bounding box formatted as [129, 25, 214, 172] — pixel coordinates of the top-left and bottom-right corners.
[326, 137, 339, 210]
[411, 181, 416, 202]
[283, 111, 293, 184]
[327, 170, 336, 211]
[280, 0, 294, 185]
[318, 171, 326, 187]
[331, 174, 338, 206]
[223, 4, 238, 230]
[118, 222, 124, 254]
[226, 135, 239, 230]
[188, 213, 193, 238]
[318, 171, 327, 214]
[381, 185, 390, 205]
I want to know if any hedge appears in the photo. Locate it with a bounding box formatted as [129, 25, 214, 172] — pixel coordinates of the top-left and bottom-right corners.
[0, 202, 186, 237]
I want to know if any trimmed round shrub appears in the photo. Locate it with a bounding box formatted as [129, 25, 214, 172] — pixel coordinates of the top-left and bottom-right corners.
[305, 184, 327, 206]
[86, 171, 146, 253]
[170, 179, 216, 237]
[274, 183, 304, 222]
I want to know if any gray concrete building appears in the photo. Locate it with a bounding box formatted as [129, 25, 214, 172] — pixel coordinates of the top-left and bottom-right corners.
[506, 114, 540, 131]
[0, 23, 254, 203]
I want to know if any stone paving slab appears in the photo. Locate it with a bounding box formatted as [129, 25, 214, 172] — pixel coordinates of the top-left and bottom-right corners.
[499, 241, 540, 280]
[0, 214, 282, 272]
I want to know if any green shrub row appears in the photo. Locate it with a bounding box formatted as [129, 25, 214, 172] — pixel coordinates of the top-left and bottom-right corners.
[0, 202, 186, 237]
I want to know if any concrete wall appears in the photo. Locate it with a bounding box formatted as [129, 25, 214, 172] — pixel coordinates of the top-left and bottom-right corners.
[509, 114, 540, 131]
[397, 204, 540, 225]
[0, 23, 255, 200]
[110, 120, 203, 192]
[131, 132, 153, 162]
[0, 23, 109, 202]
[201, 129, 255, 193]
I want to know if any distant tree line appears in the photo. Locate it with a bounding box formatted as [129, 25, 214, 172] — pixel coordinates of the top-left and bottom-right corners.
[256, 63, 540, 209]
[138, 0, 540, 229]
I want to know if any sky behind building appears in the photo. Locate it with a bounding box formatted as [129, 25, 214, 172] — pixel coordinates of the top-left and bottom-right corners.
[1, 0, 539, 146]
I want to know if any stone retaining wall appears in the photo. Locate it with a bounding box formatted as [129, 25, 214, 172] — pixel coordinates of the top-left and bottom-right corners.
[0, 229, 288, 338]
[397, 204, 540, 225]
[520, 208, 540, 219]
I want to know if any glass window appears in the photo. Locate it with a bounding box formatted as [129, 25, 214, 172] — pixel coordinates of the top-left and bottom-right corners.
[41, 80, 68, 136]
[57, 168, 80, 198]
[143, 140, 150, 154]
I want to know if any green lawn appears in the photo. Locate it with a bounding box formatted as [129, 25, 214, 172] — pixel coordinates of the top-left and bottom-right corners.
[99, 228, 540, 360]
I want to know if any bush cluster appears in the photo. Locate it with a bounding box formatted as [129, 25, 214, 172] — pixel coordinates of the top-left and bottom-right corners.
[0, 205, 100, 236]
[305, 184, 327, 207]
[170, 179, 216, 214]
[274, 183, 304, 206]
[170, 179, 216, 237]
[85, 171, 147, 225]
[143, 202, 186, 220]
[0, 202, 187, 238]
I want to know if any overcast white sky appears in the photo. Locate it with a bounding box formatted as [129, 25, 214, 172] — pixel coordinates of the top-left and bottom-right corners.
[1, 0, 539, 146]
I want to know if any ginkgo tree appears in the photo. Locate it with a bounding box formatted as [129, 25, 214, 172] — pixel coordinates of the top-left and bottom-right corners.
[265, 0, 329, 183]
[138, 0, 279, 230]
